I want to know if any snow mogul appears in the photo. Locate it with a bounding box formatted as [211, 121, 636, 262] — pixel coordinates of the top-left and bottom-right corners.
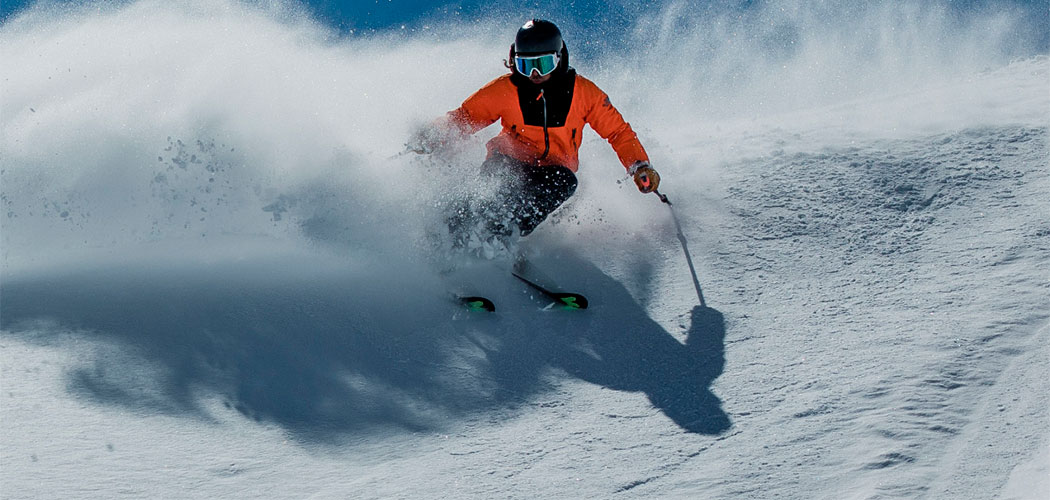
[408, 19, 660, 252]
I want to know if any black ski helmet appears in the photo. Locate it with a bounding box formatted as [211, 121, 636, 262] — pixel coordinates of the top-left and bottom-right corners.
[512, 19, 563, 55]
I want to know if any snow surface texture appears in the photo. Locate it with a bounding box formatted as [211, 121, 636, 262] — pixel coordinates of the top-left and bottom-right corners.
[2, 1, 1049, 498]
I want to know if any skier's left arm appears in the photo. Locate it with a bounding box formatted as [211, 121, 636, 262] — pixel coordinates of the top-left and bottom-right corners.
[583, 81, 660, 194]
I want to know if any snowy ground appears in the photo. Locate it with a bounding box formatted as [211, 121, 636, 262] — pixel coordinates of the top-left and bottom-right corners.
[2, 1, 1049, 499]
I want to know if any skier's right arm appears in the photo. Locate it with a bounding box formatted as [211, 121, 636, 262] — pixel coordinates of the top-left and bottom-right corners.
[406, 77, 508, 154]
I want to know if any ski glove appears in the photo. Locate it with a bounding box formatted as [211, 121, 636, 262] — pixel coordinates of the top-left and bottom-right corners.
[629, 161, 660, 194]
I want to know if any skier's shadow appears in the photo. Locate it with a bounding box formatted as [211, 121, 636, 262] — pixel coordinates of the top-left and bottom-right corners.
[562, 304, 730, 434]
[1, 251, 730, 439]
[480, 257, 732, 435]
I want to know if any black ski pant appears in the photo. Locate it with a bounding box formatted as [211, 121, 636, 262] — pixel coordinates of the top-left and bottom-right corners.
[480, 153, 578, 236]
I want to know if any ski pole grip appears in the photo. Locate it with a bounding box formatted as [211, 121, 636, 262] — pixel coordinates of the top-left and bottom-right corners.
[654, 189, 672, 206]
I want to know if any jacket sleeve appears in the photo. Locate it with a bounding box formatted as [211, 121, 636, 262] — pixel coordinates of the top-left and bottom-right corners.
[582, 80, 649, 169]
[445, 76, 510, 135]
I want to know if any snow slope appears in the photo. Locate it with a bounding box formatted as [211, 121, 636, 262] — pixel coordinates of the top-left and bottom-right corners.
[2, 1, 1048, 498]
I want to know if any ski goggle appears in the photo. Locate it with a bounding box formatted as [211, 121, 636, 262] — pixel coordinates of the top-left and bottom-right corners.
[514, 52, 560, 77]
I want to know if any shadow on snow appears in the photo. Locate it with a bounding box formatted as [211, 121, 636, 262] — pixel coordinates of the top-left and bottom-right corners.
[1, 251, 730, 441]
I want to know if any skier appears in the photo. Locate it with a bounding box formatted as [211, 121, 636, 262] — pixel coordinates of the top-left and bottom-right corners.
[409, 19, 660, 246]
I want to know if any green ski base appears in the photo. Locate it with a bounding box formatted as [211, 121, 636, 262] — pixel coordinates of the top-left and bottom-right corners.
[512, 272, 589, 310]
[459, 296, 496, 312]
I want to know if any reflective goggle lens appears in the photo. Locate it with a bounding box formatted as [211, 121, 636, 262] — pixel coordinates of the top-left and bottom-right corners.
[515, 53, 559, 77]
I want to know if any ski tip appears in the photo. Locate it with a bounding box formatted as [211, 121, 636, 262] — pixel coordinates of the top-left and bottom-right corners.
[459, 296, 496, 312]
[513, 272, 588, 310]
[553, 293, 588, 310]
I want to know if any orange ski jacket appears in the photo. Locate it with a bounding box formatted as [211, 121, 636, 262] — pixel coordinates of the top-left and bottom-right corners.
[446, 72, 648, 173]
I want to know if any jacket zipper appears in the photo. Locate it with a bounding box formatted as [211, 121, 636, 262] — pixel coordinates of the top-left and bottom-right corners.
[538, 89, 550, 160]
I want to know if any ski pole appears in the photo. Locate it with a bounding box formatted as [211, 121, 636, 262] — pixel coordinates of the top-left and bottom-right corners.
[654, 189, 707, 308]
[387, 148, 414, 161]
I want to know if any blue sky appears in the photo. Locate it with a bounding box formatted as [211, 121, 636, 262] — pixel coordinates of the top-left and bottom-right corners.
[0, 0, 658, 32]
[2, 0, 1046, 52]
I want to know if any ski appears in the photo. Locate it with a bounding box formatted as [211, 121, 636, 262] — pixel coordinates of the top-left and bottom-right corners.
[443, 259, 587, 312]
[442, 268, 496, 312]
[512, 271, 588, 310]
[457, 295, 496, 312]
